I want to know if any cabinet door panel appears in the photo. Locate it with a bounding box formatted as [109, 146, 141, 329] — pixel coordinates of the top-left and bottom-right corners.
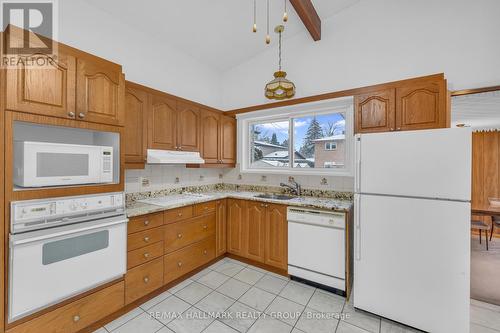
[396, 80, 446, 131]
[220, 115, 236, 164]
[216, 200, 227, 256]
[125, 86, 148, 165]
[354, 89, 395, 133]
[76, 58, 124, 126]
[177, 102, 200, 152]
[148, 94, 177, 150]
[245, 201, 266, 262]
[6, 52, 76, 119]
[201, 110, 220, 163]
[265, 204, 287, 269]
[227, 199, 245, 255]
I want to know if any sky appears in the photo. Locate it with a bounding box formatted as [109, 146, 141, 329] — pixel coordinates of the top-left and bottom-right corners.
[254, 112, 345, 151]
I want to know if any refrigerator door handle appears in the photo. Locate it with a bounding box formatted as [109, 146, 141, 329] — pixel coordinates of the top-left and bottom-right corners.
[355, 136, 361, 193]
[354, 195, 361, 261]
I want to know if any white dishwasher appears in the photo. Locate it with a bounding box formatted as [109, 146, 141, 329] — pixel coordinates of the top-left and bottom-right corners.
[288, 207, 346, 292]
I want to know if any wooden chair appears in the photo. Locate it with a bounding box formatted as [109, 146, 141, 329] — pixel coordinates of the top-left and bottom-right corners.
[472, 220, 491, 250]
[490, 215, 500, 241]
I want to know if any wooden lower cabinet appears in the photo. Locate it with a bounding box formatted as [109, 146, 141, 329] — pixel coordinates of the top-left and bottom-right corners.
[264, 204, 288, 270]
[127, 212, 163, 234]
[7, 282, 124, 333]
[127, 226, 164, 251]
[216, 199, 227, 256]
[164, 213, 216, 253]
[164, 236, 216, 284]
[127, 241, 164, 269]
[227, 199, 246, 256]
[244, 201, 266, 262]
[125, 257, 164, 304]
[227, 200, 287, 270]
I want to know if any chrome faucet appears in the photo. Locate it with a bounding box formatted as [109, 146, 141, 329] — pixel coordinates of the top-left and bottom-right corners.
[280, 177, 301, 196]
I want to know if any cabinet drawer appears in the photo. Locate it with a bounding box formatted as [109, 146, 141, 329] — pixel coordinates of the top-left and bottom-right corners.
[127, 241, 164, 269]
[128, 226, 164, 251]
[125, 257, 163, 304]
[7, 282, 124, 333]
[164, 236, 215, 284]
[194, 201, 216, 216]
[128, 212, 163, 234]
[164, 213, 215, 253]
[164, 206, 193, 224]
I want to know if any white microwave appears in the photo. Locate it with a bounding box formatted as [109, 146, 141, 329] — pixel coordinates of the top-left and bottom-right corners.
[14, 141, 114, 187]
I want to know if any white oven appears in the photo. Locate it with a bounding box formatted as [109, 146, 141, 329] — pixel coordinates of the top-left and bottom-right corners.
[14, 141, 113, 188]
[8, 193, 127, 323]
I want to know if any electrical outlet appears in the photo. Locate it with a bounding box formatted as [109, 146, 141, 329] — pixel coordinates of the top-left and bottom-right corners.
[175, 177, 180, 184]
[321, 177, 328, 185]
[199, 175, 204, 181]
[261, 175, 267, 182]
[238, 174, 242, 180]
[140, 177, 150, 187]
[219, 173, 223, 179]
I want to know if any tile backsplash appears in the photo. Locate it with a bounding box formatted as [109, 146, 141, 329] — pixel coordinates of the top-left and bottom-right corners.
[125, 165, 354, 194]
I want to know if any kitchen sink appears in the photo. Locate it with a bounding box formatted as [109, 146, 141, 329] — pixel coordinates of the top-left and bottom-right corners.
[254, 193, 296, 200]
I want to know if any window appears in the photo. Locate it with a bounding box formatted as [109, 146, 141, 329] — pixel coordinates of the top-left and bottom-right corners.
[325, 142, 337, 151]
[240, 97, 353, 175]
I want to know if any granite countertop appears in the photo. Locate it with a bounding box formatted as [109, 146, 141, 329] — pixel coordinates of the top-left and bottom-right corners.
[126, 190, 352, 218]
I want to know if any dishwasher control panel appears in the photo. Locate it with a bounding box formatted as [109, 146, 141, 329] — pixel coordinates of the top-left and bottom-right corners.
[287, 207, 345, 229]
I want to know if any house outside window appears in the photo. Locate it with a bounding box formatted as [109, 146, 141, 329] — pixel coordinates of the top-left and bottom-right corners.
[239, 97, 354, 176]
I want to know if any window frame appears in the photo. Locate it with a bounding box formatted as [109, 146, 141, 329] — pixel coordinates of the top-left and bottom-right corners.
[237, 97, 354, 176]
[324, 142, 337, 151]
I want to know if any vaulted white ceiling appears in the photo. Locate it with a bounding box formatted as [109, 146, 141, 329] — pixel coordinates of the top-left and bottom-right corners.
[83, 0, 359, 71]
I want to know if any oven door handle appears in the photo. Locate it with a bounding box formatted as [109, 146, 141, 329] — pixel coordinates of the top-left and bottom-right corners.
[10, 216, 128, 246]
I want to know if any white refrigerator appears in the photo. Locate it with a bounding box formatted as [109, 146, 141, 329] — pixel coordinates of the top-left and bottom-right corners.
[353, 128, 471, 333]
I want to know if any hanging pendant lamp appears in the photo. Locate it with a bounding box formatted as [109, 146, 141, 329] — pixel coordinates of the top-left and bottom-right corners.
[264, 25, 296, 100]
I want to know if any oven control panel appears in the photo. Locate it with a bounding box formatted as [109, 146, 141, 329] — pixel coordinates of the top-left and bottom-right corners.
[11, 192, 125, 233]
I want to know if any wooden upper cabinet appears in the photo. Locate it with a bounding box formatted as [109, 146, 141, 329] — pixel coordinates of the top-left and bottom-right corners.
[354, 89, 395, 133]
[148, 93, 177, 150]
[6, 52, 76, 119]
[124, 85, 148, 165]
[227, 199, 245, 256]
[265, 204, 287, 270]
[177, 102, 200, 152]
[76, 56, 125, 126]
[216, 199, 227, 256]
[201, 110, 220, 163]
[220, 115, 237, 164]
[396, 79, 447, 131]
[354, 74, 449, 134]
[244, 201, 266, 262]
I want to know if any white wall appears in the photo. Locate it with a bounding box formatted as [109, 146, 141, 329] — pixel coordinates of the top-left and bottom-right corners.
[58, 1, 223, 108]
[221, 0, 500, 110]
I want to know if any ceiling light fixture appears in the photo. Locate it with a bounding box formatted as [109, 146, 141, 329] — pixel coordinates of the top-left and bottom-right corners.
[252, 0, 257, 32]
[265, 0, 271, 44]
[283, 0, 288, 22]
[265, 25, 296, 100]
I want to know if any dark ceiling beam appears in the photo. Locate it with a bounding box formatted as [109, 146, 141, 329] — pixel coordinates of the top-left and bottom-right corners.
[289, 0, 321, 41]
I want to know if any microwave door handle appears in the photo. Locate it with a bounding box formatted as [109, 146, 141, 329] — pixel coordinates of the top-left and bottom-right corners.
[10, 216, 128, 246]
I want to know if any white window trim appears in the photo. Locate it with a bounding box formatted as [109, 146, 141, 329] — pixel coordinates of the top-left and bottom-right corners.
[325, 142, 337, 151]
[236, 96, 354, 176]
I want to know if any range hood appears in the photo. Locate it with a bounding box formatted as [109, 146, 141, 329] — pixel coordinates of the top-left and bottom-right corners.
[146, 149, 205, 164]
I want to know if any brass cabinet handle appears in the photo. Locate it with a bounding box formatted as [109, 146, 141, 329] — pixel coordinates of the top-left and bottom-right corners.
[144, 236, 150, 242]
[68, 111, 75, 118]
[265, 204, 269, 208]
[78, 112, 85, 119]
[143, 220, 150, 226]
[143, 252, 150, 258]
[203, 225, 208, 230]
[397, 127, 401, 131]
[179, 146, 182, 150]
[178, 261, 182, 267]
[203, 250, 207, 255]
[177, 233, 183, 239]
[143, 276, 150, 283]
[390, 128, 394, 131]
[260, 203, 265, 207]
[73, 315, 80, 323]
[178, 212, 183, 217]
